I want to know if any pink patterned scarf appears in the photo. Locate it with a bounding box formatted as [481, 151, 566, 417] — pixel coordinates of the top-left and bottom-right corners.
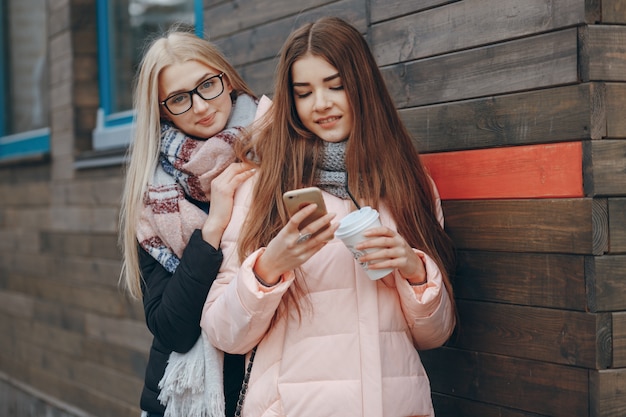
[136, 94, 258, 272]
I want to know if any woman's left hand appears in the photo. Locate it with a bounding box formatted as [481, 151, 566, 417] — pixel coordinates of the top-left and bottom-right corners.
[202, 162, 256, 246]
[356, 227, 426, 284]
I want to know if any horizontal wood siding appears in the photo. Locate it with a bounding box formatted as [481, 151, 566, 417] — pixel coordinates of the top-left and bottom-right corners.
[2, 1, 625, 416]
[405, 83, 605, 153]
[371, 0, 589, 65]
[455, 251, 587, 310]
[444, 198, 608, 254]
[383, 28, 579, 108]
[422, 348, 590, 416]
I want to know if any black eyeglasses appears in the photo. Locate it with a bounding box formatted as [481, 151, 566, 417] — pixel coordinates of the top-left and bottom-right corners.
[160, 73, 225, 115]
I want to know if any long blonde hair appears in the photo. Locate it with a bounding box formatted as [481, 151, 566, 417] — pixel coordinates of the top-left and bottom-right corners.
[238, 17, 456, 315]
[120, 28, 255, 298]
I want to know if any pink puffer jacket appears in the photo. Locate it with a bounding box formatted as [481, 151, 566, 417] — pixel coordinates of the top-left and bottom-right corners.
[201, 178, 455, 417]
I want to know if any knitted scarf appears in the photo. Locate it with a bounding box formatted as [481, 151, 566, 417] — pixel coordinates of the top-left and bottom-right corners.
[136, 94, 258, 273]
[157, 331, 224, 417]
[315, 140, 350, 200]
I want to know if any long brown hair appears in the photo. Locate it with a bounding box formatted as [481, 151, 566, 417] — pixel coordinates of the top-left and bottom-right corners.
[238, 17, 455, 313]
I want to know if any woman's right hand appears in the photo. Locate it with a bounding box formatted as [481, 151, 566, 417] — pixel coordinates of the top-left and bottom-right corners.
[202, 162, 255, 247]
[253, 204, 338, 285]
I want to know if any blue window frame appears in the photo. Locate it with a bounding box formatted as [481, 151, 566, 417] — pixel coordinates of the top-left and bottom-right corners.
[0, 0, 50, 161]
[94, 0, 202, 151]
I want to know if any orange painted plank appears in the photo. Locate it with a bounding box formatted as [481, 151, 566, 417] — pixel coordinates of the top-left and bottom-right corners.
[421, 142, 583, 200]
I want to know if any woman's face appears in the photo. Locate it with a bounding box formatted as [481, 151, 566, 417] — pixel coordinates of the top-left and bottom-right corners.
[291, 53, 353, 143]
[159, 60, 233, 138]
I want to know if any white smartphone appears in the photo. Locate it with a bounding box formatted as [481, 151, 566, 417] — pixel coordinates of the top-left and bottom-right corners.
[282, 187, 329, 233]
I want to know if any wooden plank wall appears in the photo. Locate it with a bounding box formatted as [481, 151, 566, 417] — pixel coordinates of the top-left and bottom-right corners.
[1, 1, 624, 417]
[206, 0, 626, 416]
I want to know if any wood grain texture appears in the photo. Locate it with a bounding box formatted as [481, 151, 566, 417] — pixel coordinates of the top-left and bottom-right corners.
[383, 28, 579, 107]
[372, 0, 587, 66]
[605, 82, 626, 137]
[584, 140, 626, 197]
[370, 0, 458, 23]
[443, 198, 608, 254]
[214, 0, 367, 66]
[450, 300, 611, 368]
[432, 394, 547, 417]
[612, 312, 626, 367]
[204, 0, 330, 38]
[421, 348, 589, 416]
[455, 251, 586, 310]
[601, 0, 626, 23]
[587, 255, 626, 312]
[590, 368, 626, 416]
[584, 25, 626, 81]
[609, 198, 626, 252]
[422, 142, 583, 200]
[405, 83, 606, 153]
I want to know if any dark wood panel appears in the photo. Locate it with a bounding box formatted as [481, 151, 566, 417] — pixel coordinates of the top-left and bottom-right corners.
[14, 354, 140, 417]
[450, 300, 611, 368]
[372, 0, 587, 66]
[611, 312, 626, 367]
[405, 83, 605, 153]
[443, 198, 608, 254]
[586, 255, 626, 312]
[39, 231, 120, 260]
[237, 58, 279, 99]
[590, 368, 626, 416]
[0, 289, 34, 319]
[3, 273, 138, 318]
[601, 0, 626, 23]
[214, 0, 367, 66]
[422, 142, 583, 200]
[432, 393, 560, 417]
[421, 348, 589, 416]
[606, 83, 626, 137]
[455, 251, 586, 310]
[384, 28, 579, 107]
[609, 198, 626, 252]
[82, 338, 148, 379]
[371, 0, 458, 23]
[584, 25, 626, 81]
[584, 140, 626, 197]
[205, 0, 330, 38]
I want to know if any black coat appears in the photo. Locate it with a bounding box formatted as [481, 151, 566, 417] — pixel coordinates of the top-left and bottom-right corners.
[139, 229, 244, 416]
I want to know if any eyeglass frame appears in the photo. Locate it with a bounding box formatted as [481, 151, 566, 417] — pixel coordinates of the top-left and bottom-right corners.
[160, 73, 226, 115]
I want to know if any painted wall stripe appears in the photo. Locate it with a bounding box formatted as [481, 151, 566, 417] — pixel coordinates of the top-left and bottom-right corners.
[421, 141, 583, 200]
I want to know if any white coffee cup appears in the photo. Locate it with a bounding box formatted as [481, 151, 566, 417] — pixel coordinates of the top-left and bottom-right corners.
[335, 206, 394, 280]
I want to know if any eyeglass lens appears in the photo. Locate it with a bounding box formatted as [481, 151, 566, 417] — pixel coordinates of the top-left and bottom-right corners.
[164, 74, 224, 115]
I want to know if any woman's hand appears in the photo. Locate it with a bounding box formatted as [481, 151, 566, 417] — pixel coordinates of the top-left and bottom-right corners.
[356, 227, 427, 284]
[253, 204, 338, 285]
[202, 162, 256, 247]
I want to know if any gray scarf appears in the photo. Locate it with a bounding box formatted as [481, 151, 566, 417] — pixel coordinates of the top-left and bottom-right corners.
[315, 140, 350, 199]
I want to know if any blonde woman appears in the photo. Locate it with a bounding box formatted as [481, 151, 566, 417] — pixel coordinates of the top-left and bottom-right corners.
[119, 28, 257, 417]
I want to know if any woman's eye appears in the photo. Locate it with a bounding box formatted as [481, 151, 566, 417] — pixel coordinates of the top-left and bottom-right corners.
[294, 91, 311, 99]
[171, 94, 187, 104]
[330, 85, 344, 91]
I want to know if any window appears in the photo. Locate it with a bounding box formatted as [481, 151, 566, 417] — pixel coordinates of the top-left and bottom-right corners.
[93, 0, 202, 151]
[0, 0, 50, 161]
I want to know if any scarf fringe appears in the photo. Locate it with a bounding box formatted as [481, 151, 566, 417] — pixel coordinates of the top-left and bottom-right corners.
[158, 332, 225, 417]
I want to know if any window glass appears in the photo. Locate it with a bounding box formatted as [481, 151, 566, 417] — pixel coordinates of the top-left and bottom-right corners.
[107, 0, 195, 114]
[2, 0, 49, 135]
